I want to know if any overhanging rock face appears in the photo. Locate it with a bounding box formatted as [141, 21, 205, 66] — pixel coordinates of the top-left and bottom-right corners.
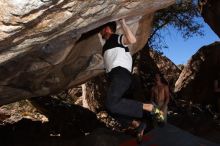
[0, 0, 175, 105]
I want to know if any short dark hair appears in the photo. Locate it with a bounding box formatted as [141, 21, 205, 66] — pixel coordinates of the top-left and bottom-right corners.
[101, 21, 117, 33]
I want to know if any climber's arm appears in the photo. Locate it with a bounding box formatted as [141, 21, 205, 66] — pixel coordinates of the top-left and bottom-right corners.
[119, 19, 136, 45]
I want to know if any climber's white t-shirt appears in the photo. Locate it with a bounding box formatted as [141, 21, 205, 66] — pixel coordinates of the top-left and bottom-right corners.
[102, 34, 132, 73]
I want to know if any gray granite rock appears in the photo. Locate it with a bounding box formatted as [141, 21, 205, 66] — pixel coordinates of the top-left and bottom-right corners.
[0, 0, 175, 105]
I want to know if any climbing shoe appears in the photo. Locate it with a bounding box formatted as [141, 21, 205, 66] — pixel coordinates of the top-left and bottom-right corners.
[136, 122, 146, 144]
[151, 106, 165, 126]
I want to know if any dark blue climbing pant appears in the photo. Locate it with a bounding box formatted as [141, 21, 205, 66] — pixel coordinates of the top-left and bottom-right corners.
[105, 66, 144, 125]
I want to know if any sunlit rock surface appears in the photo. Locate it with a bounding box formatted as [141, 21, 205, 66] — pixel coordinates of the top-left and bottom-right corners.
[0, 0, 176, 105]
[0, 100, 47, 125]
[149, 49, 181, 90]
[175, 42, 220, 104]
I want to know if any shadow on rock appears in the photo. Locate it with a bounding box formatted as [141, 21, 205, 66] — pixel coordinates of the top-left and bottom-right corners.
[29, 96, 105, 136]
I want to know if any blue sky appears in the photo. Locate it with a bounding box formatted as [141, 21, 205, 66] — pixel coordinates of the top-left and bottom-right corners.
[160, 17, 219, 65]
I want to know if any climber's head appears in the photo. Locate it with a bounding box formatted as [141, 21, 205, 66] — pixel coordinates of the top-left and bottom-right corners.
[100, 21, 116, 40]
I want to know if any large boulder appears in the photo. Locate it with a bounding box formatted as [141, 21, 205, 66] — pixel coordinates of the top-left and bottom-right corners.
[199, 0, 220, 38]
[175, 42, 220, 104]
[0, 0, 176, 105]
